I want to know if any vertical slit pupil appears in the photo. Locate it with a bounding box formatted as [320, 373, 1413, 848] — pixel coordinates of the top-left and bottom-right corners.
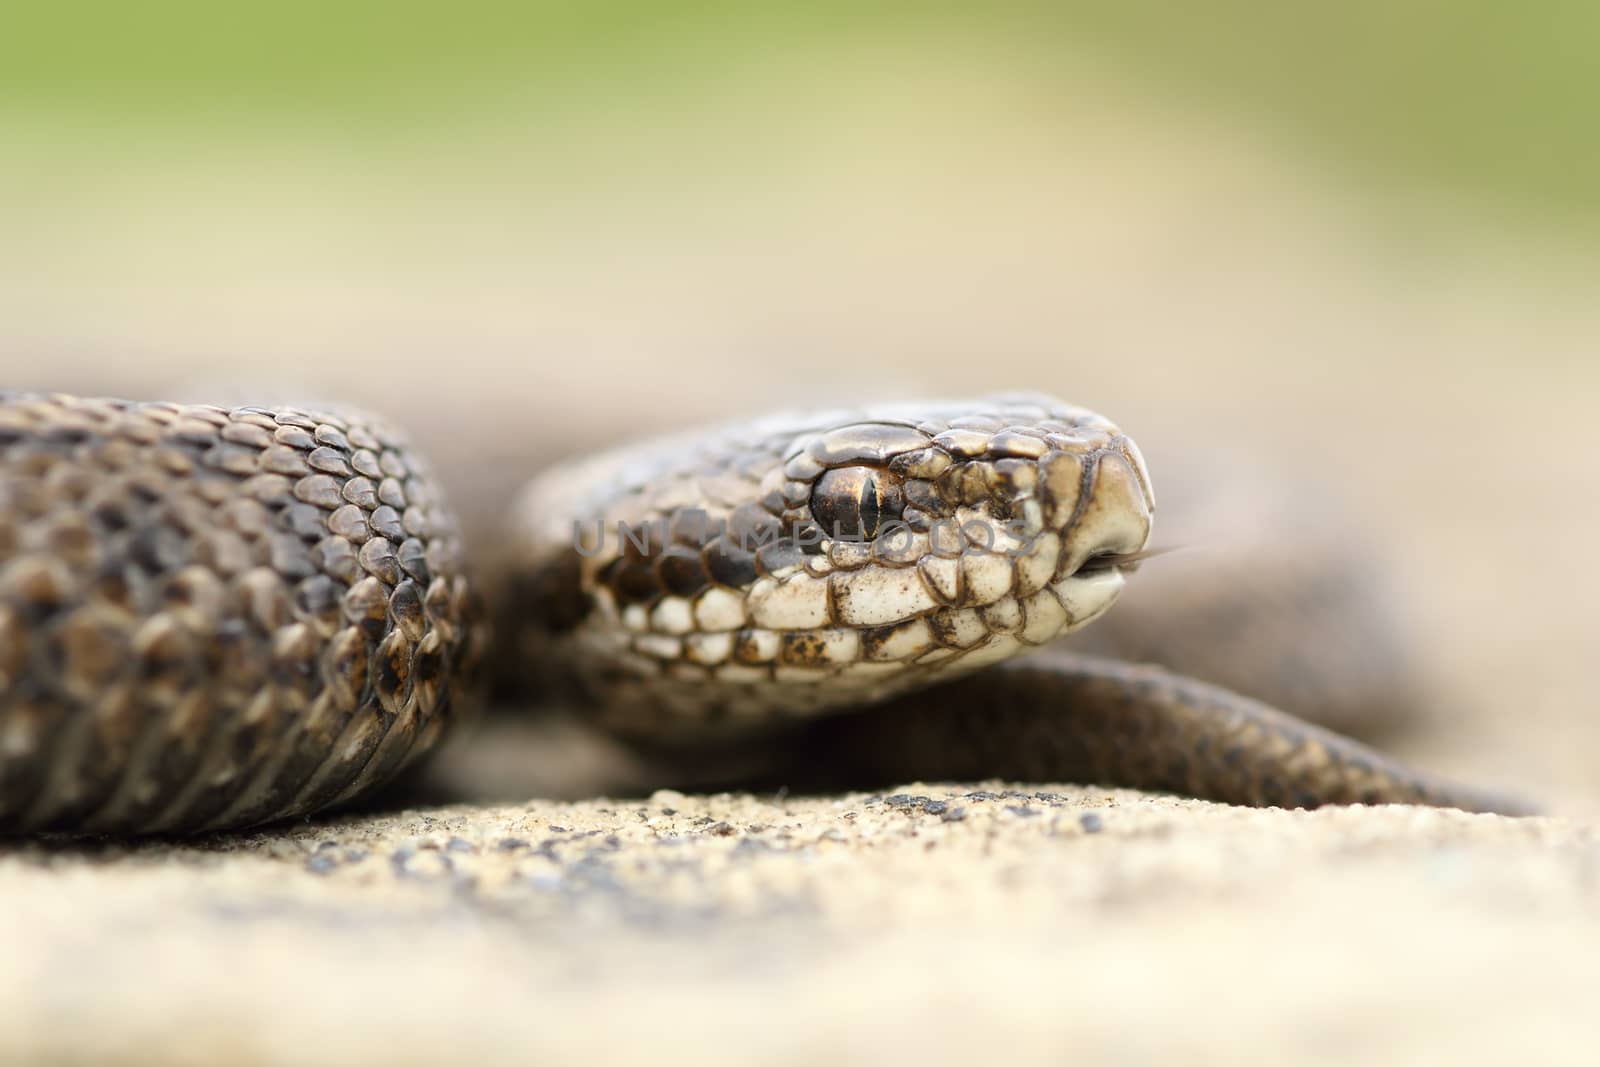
[857, 474, 880, 539]
[812, 466, 898, 541]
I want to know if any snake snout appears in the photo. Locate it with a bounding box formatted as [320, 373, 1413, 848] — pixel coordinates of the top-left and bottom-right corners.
[1052, 445, 1155, 579]
[1030, 444, 1155, 633]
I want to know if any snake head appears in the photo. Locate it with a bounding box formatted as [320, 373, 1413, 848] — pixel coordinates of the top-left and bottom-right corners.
[759, 394, 1155, 662]
[510, 393, 1154, 729]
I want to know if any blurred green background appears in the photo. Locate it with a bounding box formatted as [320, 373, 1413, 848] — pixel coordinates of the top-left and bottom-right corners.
[4, 1, 1598, 228]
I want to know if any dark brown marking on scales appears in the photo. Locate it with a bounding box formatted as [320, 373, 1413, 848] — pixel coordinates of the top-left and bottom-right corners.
[727, 502, 782, 544]
[732, 630, 770, 667]
[0, 391, 1539, 832]
[778, 632, 833, 669]
[0, 392, 483, 834]
[602, 531, 662, 605]
[696, 538, 752, 589]
[754, 541, 807, 576]
[657, 545, 713, 599]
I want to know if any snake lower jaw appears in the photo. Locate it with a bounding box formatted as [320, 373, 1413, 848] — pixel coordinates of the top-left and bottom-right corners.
[1050, 567, 1128, 633]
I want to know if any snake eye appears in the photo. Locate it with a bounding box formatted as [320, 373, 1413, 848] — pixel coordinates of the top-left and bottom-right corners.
[811, 466, 899, 540]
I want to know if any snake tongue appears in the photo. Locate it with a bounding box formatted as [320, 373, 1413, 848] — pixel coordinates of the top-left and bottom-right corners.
[1077, 544, 1182, 575]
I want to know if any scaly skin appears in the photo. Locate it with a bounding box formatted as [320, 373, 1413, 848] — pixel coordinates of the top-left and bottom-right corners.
[0, 391, 1529, 833]
[735, 651, 1529, 814]
[506, 394, 1529, 815]
[0, 393, 482, 833]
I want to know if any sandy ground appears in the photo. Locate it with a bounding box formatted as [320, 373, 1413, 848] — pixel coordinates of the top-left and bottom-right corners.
[4, 46, 1600, 1064]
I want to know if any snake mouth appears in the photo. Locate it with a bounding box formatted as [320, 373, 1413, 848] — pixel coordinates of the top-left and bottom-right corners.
[1047, 545, 1177, 632]
[1075, 550, 1128, 577]
[1048, 563, 1127, 632]
[1074, 545, 1172, 576]
[1050, 545, 1177, 630]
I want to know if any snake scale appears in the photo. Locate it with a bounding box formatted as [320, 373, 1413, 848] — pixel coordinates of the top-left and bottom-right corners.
[0, 391, 1524, 834]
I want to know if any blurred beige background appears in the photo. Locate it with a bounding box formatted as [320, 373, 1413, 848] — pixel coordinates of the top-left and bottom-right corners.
[5, 3, 1595, 803]
[4, 5, 1600, 1064]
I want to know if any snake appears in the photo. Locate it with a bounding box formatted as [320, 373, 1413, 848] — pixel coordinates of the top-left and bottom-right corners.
[0, 390, 1526, 834]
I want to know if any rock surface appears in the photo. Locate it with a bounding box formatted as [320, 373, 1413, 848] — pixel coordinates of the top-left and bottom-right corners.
[5, 786, 1599, 1065]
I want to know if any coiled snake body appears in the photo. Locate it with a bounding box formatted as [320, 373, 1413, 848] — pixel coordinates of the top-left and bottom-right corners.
[0, 391, 1523, 834]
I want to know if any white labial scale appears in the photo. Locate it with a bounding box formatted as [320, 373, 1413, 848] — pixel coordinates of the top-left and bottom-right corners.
[955, 633, 1024, 671]
[917, 555, 961, 603]
[693, 587, 747, 631]
[934, 607, 989, 648]
[736, 628, 782, 663]
[747, 574, 831, 630]
[1019, 587, 1069, 644]
[1014, 532, 1059, 595]
[684, 631, 734, 666]
[831, 566, 938, 626]
[979, 597, 1023, 634]
[865, 618, 935, 662]
[811, 628, 863, 665]
[621, 604, 649, 633]
[959, 552, 1014, 607]
[632, 633, 683, 661]
[650, 597, 695, 635]
[1051, 570, 1124, 629]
